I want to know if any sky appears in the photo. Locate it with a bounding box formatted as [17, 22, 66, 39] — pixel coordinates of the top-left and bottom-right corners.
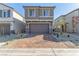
[6, 3, 79, 19]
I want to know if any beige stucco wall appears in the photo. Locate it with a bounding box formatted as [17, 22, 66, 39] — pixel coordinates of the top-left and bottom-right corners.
[12, 11, 26, 34]
[25, 19, 53, 21]
[12, 11, 25, 23]
[65, 10, 78, 32]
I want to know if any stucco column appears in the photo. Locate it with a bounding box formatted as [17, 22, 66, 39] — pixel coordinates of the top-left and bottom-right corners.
[49, 23, 52, 34]
[10, 22, 15, 33]
[52, 22, 53, 33]
[10, 22, 14, 31]
[26, 23, 29, 33]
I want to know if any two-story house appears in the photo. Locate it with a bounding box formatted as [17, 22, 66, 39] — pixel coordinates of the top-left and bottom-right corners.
[0, 3, 26, 35]
[23, 6, 55, 34]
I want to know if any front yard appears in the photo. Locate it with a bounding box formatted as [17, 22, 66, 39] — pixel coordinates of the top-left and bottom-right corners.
[2, 34, 76, 48]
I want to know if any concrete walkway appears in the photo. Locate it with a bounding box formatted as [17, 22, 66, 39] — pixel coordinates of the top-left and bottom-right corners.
[0, 48, 79, 56]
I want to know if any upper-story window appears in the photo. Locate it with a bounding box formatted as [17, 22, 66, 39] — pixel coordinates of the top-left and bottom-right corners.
[0, 10, 10, 18]
[0, 10, 2, 17]
[29, 9, 36, 17]
[50, 9, 53, 16]
[7, 10, 10, 17]
[4, 11, 7, 17]
[42, 9, 49, 16]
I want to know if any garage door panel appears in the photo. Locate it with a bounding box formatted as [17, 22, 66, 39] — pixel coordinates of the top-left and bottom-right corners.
[29, 24, 49, 34]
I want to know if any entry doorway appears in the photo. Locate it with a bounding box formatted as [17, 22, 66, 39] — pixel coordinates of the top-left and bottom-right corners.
[61, 25, 64, 32]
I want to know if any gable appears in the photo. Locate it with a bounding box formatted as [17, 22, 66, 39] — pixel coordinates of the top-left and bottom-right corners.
[0, 3, 13, 10]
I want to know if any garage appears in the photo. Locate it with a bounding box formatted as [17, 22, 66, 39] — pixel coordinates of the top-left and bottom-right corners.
[29, 24, 49, 34]
[0, 24, 10, 35]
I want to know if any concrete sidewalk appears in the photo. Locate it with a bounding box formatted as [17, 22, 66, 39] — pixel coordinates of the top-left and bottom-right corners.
[0, 48, 79, 56]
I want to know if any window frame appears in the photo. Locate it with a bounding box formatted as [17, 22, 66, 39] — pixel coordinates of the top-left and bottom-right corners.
[7, 10, 10, 17]
[28, 9, 36, 17]
[40, 9, 49, 17]
[0, 10, 2, 17]
[3, 11, 6, 18]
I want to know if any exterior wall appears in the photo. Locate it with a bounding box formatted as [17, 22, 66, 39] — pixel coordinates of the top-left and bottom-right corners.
[65, 10, 78, 33]
[13, 18, 25, 34]
[25, 19, 53, 21]
[25, 7, 39, 18]
[0, 4, 14, 33]
[0, 4, 13, 18]
[12, 11, 26, 34]
[0, 18, 14, 22]
[0, 21, 14, 30]
[24, 6, 54, 19]
[12, 11, 25, 23]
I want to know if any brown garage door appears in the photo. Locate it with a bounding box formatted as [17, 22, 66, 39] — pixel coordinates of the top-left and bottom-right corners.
[29, 24, 49, 34]
[0, 24, 10, 35]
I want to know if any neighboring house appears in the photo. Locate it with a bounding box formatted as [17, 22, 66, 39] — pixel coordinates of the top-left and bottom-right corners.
[0, 3, 26, 35]
[55, 8, 79, 33]
[64, 8, 79, 33]
[23, 6, 55, 34]
[54, 15, 66, 32]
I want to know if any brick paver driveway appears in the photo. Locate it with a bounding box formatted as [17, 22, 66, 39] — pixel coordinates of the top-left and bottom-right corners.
[3, 34, 75, 48]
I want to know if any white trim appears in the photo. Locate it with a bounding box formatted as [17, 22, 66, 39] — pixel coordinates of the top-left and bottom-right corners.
[39, 16, 53, 17]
